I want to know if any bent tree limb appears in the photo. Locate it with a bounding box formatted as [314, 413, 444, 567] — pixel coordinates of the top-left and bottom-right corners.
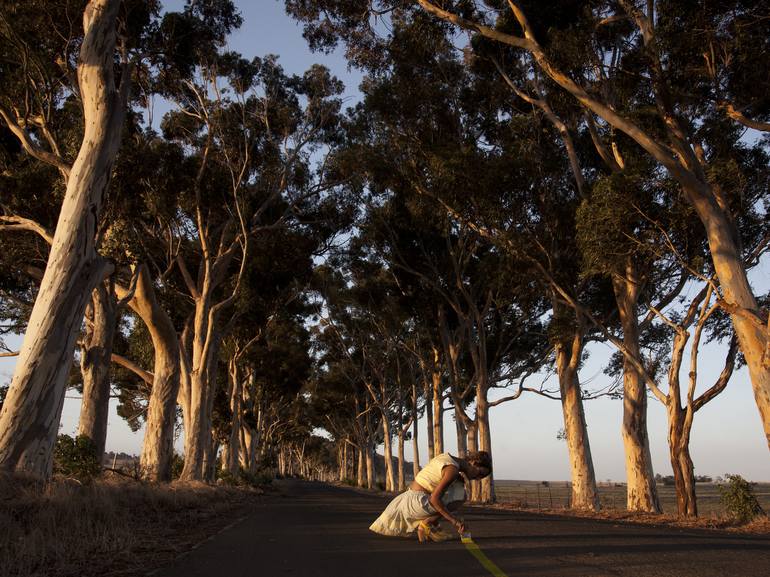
[0, 0, 127, 477]
[416, 0, 770, 453]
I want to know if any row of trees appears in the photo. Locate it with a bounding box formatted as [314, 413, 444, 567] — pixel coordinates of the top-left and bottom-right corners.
[0, 0, 767, 521]
[288, 0, 769, 517]
[0, 0, 349, 482]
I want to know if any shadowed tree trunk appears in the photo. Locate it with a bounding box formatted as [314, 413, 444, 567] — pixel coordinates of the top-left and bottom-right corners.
[116, 264, 181, 482]
[411, 381, 420, 476]
[0, 0, 127, 477]
[78, 280, 119, 460]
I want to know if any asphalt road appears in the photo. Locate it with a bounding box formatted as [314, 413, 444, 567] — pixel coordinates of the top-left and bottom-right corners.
[149, 480, 770, 577]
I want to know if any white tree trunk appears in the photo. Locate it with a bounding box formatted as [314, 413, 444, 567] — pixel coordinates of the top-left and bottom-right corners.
[0, 0, 126, 477]
[476, 397, 496, 503]
[423, 378, 435, 460]
[225, 357, 242, 476]
[614, 272, 661, 513]
[356, 445, 365, 487]
[382, 416, 395, 491]
[116, 265, 181, 482]
[365, 442, 374, 489]
[432, 364, 444, 454]
[180, 296, 218, 482]
[694, 201, 770, 450]
[555, 335, 600, 511]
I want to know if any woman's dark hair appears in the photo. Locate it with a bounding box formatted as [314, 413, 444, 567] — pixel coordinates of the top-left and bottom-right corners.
[465, 451, 492, 477]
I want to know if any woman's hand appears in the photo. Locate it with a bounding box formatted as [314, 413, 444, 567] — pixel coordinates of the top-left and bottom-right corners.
[452, 518, 466, 534]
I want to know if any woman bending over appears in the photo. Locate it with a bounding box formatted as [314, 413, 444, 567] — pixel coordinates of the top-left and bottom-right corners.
[369, 451, 492, 542]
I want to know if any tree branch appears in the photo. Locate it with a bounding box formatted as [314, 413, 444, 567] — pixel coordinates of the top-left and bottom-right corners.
[111, 353, 154, 385]
[0, 105, 71, 180]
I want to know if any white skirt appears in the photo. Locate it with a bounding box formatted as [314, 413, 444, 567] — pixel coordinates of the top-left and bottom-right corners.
[369, 482, 466, 537]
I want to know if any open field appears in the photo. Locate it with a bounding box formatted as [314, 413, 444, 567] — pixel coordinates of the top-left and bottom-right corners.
[495, 480, 770, 516]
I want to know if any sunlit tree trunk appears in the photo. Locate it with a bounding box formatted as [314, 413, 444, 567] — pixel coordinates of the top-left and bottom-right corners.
[381, 414, 396, 491]
[613, 268, 661, 513]
[553, 311, 600, 511]
[476, 395, 495, 503]
[423, 377, 435, 460]
[0, 0, 126, 477]
[431, 349, 444, 454]
[357, 443, 365, 487]
[181, 292, 220, 482]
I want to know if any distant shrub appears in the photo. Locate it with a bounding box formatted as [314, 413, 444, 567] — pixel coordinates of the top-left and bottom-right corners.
[216, 467, 273, 487]
[718, 474, 764, 522]
[241, 468, 273, 487]
[170, 453, 185, 480]
[217, 469, 238, 486]
[54, 434, 101, 481]
[342, 477, 356, 486]
[376, 481, 386, 491]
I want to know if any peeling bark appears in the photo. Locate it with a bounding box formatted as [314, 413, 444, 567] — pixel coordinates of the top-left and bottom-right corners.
[117, 264, 181, 482]
[0, 0, 126, 477]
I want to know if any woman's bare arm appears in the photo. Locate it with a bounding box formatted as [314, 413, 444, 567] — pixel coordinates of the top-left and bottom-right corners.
[429, 465, 464, 532]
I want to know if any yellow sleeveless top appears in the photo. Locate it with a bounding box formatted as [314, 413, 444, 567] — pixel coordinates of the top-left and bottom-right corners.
[414, 453, 459, 492]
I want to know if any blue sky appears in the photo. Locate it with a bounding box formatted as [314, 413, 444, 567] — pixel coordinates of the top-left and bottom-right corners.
[1, 1, 768, 483]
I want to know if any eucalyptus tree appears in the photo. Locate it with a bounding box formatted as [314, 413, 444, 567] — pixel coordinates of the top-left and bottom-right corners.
[402, 0, 770, 452]
[219, 223, 316, 477]
[0, 0, 162, 476]
[156, 27, 345, 480]
[286, 0, 601, 509]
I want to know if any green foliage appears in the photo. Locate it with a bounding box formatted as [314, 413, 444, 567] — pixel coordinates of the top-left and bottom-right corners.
[168, 453, 184, 481]
[217, 467, 273, 487]
[53, 435, 101, 481]
[0, 384, 7, 411]
[576, 172, 650, 277]
[718, 474, 765, 522]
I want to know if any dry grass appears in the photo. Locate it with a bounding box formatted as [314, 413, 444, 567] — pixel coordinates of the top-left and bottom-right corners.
[486, 501, 770, 535]
[0, 472, 265, 577]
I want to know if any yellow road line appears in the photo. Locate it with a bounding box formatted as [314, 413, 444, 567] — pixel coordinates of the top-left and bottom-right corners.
[461, 537, 508, 577]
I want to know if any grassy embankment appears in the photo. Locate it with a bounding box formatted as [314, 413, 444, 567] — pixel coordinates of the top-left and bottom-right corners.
[0, 473, 265, 577]
[493, 479, 770, 531]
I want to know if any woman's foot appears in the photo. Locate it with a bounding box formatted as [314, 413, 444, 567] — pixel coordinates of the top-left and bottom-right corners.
[417, 521, 432, 543]
[426, 526, 454, 542]
[417, 521, 454, 543]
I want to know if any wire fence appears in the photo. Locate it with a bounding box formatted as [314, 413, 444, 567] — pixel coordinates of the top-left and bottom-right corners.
[494, 481, 770, 516]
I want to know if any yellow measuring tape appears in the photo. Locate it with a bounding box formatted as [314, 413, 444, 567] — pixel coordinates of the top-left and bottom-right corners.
[461, 535, 508, 577]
